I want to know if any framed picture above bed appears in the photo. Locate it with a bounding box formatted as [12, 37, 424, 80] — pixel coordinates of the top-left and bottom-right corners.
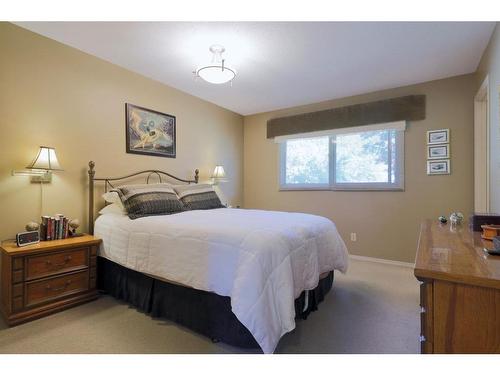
[125, 103, 176, 158]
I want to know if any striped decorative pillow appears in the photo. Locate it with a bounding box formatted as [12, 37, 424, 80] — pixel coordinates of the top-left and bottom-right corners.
[173, 184, 225, 211]
[113, 183, 184, 219]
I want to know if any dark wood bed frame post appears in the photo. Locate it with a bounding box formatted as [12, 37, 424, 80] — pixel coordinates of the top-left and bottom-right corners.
[88, 161, 95, 235]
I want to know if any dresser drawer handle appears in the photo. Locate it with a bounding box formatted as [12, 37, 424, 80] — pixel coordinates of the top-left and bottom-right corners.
[46, 280, 71, 292]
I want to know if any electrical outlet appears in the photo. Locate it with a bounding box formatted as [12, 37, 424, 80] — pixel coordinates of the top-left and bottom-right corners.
[350, 233, 357, 242]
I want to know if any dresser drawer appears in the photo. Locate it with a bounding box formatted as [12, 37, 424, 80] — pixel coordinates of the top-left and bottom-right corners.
[25, 270, 89, 307]
[26, 248, 89, 280]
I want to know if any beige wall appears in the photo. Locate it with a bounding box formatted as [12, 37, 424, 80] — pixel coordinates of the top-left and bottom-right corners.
[243, 74, 476, 263]
[0, 23, 243, 240]
[476, 23, 500, 213]
[0, 22, 479, 263]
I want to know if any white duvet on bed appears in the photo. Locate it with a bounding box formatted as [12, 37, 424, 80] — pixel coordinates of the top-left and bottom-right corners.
[94, 208, 348, 353]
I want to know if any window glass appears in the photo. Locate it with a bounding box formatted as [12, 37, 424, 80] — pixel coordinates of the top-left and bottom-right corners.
[335, 130, 393, 183]
[279, 125, 404, 190]
[285, 137, 329, 185]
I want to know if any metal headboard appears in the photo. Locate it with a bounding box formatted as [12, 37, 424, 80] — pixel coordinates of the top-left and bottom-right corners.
[87, 160, 199, 234]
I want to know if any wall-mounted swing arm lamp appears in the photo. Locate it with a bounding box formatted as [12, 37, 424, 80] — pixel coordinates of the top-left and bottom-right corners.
[12, 146, 63, 183]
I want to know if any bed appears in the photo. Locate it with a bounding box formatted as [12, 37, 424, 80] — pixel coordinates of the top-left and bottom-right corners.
[88, 161, 348, 353]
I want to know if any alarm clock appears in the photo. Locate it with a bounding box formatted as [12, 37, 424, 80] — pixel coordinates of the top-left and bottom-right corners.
[16, 230, 40, 247]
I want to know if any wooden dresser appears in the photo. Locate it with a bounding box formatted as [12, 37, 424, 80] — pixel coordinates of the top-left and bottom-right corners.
[415, 220, 500, 353]
[0, 235, 101, 326]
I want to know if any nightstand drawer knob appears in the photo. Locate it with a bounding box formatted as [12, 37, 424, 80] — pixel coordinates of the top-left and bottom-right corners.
[420, 306, 426, 313]
[419, 335, 426, 343]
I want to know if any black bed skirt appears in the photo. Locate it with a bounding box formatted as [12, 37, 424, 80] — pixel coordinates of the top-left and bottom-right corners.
[97, 257, 334, 350]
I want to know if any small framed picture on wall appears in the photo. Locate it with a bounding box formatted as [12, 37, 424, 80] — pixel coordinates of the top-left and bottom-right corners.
[427, 144, 450, 159]
[427, 159, 450, 175]
[427, 129, 449, 144]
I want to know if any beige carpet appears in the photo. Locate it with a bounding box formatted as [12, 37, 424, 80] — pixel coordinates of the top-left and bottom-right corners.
[0, 258, 420, 354]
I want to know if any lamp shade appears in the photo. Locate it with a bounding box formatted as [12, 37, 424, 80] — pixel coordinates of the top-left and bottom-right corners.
[197, 65, 236, 85]
[26, 146, 63, 171]
[196, 45, 236, 85]
[212, 165, 226, 180]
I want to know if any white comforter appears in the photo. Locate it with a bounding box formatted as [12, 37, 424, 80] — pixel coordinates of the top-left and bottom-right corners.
[94, 208, 348, 353]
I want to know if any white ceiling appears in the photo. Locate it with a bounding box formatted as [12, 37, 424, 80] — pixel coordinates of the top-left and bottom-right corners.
[17, 22, 495, 115]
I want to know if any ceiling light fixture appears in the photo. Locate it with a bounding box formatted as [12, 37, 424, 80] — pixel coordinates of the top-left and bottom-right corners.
[194, 45, 236, 85]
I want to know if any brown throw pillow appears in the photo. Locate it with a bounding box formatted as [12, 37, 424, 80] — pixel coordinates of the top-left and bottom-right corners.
[113, 183, 184, 219]
[173, 184, 225, 211]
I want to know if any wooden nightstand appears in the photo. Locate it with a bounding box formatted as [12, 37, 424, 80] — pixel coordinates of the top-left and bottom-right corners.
[0, 235, 101, 326]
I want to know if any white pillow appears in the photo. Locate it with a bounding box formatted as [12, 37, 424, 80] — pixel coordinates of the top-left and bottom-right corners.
[99, 203, 126, 215]
[102, 191, 125, 211]
[103, 191, 121, 203]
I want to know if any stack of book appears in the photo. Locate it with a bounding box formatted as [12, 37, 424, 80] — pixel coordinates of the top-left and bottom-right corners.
[40, 214, 70, 241]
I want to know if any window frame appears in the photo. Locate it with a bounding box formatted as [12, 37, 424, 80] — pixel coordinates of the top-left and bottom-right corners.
[278, 124, 405, 191]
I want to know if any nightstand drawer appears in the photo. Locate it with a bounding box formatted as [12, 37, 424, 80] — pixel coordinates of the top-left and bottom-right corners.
[1, 235, 100, 326]
[25, 270, 89, 307]
[26, 247, 89, 280]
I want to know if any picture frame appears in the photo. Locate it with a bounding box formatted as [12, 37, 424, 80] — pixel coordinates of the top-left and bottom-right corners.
[427, 144, 450, 159]
[427, 129, 449, 144]
[125, 103, 176, 158]
[427, 159, 450, 175]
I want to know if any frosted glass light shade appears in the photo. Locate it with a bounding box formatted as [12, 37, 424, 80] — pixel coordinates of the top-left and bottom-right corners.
[197, 65, 236, 84]
[212, 165, 227, 180]
[195, 44, 236, 85]
[26, 146, 63, 170]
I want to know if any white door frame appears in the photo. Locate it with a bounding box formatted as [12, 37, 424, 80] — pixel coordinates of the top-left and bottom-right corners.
[474, 75, 490, 213]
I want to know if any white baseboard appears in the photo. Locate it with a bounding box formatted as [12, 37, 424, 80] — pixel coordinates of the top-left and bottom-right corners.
[349, 254, 414, 268]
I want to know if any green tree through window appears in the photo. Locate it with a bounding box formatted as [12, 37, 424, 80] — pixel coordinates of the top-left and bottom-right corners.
[280, 127, 403, 190]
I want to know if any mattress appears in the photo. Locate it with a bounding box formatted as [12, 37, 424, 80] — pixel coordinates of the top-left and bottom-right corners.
[94, 208, 348, 353]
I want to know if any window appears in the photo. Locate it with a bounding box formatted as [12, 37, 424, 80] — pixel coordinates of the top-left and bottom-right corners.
[279, 122, 405, 190]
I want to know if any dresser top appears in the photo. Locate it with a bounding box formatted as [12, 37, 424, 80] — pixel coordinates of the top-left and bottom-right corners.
[0, 234, 101, 256]
[415, 220, 500, 289]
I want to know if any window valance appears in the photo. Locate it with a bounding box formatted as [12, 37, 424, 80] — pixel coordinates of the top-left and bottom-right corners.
[267, 95, 425, 139]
